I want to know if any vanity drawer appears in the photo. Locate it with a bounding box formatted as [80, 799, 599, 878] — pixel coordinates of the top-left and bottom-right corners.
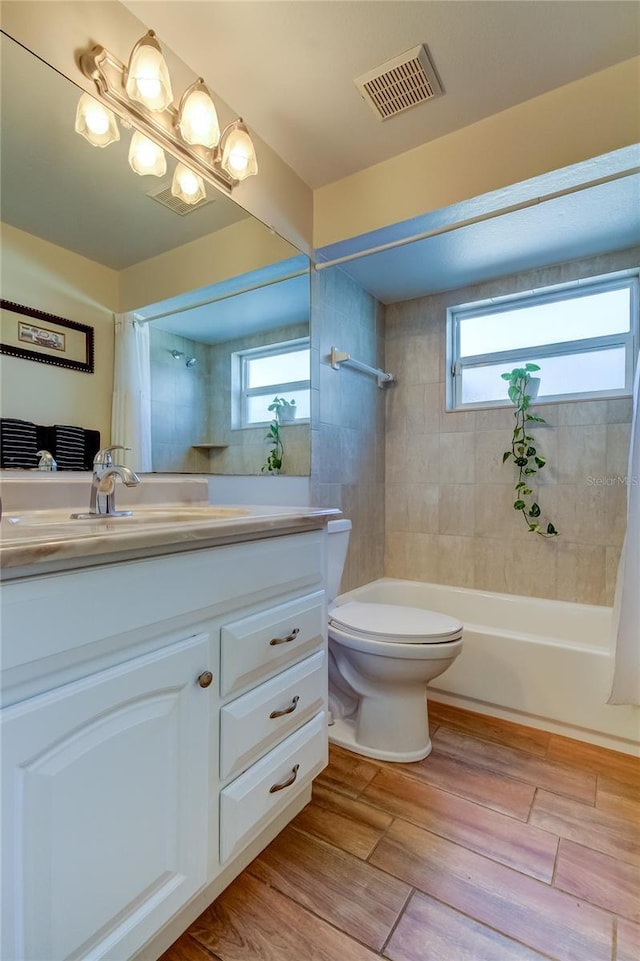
[220, 591, 324, 697]
[220, 651, 326, 780]
[219, 712, 327, 863]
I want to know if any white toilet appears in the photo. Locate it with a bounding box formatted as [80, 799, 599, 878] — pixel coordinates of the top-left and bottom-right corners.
[326, 519, 463, 762]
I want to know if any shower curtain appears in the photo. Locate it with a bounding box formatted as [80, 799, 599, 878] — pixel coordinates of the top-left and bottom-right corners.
[608, 360, 640, 706]
[111, 313, 152, 473]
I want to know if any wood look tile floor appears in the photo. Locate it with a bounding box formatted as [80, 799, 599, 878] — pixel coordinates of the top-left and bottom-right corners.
[161, 702, 639, 961]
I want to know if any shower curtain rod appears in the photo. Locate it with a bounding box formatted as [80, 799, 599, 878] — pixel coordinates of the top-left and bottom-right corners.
[313, 166, 640, 271]
[138, 267, 309, 324]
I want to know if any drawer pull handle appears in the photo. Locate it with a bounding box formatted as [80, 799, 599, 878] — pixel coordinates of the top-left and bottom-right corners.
[270, 627, 300, 646]
[269, 764, 300, 794]
[197, 671, 214, 689]
[269, 695, 300, 719]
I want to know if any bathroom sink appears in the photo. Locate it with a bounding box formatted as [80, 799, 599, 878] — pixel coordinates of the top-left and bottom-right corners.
[3, 506, 251, 528]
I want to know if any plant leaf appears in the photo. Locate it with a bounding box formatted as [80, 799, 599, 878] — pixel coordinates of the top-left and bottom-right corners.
[547, 523, 558, 535]
[534, 456, 546, 468]
[508, 385, 520, 405]
[526, 446, 536, 457]
[513, 499, 526, 510]
[528, 502, 541, 517]
[502, 451, 511, 463]
[525, 363, 541, 371]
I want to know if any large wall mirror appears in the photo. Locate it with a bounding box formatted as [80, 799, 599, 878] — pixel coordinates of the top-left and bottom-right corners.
[0, 30, 310, 476]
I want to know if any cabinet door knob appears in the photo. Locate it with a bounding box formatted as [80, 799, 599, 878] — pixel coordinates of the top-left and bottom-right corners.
[269, 764, 300, 794]
[197, 670, 214, 689]
[269, 695, 300, 719]
[270, 627, 300, 646]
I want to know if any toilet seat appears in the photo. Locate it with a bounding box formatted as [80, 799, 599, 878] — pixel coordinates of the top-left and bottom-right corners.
[329, 602, 463, 644]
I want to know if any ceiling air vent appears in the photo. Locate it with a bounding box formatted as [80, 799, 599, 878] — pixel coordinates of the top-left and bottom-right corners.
[355, 44, 442, 120]
[146, 182, 215, 216]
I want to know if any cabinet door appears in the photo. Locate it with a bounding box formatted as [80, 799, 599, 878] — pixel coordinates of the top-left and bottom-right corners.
[1, 633, 212, 961]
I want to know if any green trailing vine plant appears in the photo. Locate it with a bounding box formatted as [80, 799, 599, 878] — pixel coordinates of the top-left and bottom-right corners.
[261, 397, 296, 474]
[501, 364, 559, 537]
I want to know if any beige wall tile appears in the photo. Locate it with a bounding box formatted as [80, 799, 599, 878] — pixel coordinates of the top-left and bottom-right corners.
[556, 541, 607, 605]
[439, 432, 475, 484]
[473, 538, 507, 593]
[557, 425, 608, 486]
[604, 546, 622, 607]
[503, 536, 558, 599]
[435, 535, 475, 587]
[439, 485, 475, 536]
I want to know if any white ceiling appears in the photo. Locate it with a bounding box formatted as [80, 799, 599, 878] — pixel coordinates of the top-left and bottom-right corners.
[123, 0, 640, 188]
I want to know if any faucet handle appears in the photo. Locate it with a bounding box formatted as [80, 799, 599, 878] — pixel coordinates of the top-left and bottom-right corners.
[94, 445, 131, 467]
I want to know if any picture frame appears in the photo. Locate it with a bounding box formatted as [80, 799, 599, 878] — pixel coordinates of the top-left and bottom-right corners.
[0, 299, 94, 373]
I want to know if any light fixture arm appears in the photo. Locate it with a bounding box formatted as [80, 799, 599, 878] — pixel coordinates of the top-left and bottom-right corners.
[79, 44, 239, 192]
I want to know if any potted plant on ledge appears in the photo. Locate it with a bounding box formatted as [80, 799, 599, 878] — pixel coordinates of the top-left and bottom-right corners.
[502, 364, 559, 537]
[261, 397, 296, 474]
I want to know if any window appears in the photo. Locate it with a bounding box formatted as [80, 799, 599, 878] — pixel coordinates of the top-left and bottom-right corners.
[233, 338, 310, 427]
[447, 271, 638, 410]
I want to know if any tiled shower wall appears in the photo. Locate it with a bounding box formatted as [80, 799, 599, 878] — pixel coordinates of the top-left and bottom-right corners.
[310, 267, 386, 593]
[149, 324, 310, 476]
[149, 328, 210, 473]
[384, 246, 639, 606]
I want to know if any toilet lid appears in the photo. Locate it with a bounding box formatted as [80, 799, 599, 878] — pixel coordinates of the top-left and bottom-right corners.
[329, 602, 463, 644]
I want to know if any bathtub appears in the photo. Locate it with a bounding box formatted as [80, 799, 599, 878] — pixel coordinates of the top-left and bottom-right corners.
[335, 578, 640, 756]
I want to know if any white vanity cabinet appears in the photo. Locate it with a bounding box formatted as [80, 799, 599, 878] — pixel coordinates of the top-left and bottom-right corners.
[0, 527, 328, 961]
[1, 632, 212, 961]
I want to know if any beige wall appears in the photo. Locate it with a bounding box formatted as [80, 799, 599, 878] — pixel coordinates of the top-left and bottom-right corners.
[384, 246, 639, 606]
[314, 57, 640, 247]
[119, 219, 301, 314]
[310, 267, 386, 593]
[0, 223, 118, 445]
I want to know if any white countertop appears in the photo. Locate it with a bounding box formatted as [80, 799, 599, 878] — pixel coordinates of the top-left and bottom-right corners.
[0, 505, 339, 579]
[0, 475, 339, 579]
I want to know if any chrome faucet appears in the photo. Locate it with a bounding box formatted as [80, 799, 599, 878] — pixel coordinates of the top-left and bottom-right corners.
[72, 446, 140, 518]
[36, 450, 57, 471]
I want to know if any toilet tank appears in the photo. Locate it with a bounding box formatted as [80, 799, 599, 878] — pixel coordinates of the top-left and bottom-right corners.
[326, 518, 352, 603]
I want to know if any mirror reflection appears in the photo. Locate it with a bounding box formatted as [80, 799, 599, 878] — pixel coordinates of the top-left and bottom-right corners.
[0, 31, 310, 475]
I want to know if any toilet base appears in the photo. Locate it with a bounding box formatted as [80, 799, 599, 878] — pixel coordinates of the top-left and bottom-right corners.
[328, 715, 433, 763]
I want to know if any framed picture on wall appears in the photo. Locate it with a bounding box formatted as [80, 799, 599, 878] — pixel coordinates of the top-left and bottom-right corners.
[0, 300, 94, 373]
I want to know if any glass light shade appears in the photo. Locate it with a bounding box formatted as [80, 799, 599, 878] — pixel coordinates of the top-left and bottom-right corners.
[128, 131, 167, 176]
[178, 80, 220, 148]
[220, 121, 258, 181]
[171, 163, 206, 204]
[125, 32, 173, 112]
[75, 93, 120, 147]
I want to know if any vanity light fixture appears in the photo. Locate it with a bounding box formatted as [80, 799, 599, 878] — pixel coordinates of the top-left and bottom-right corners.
[74, 92, 120, 147]
[177, 79, 220, 148]
[124, 31, 173, 112]
[128, 130, 167, 177]
[77, 31, 258, 192]
[171, 162, 206, 204]
[219, 119, 259, 182]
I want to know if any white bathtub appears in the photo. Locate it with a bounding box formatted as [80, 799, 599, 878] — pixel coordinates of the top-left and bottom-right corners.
[335, 578, 640, 756]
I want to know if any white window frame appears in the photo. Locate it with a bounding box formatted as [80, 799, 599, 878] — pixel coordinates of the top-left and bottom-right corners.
[232, 337, 310, 429]
[446, 270, 639, 411]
